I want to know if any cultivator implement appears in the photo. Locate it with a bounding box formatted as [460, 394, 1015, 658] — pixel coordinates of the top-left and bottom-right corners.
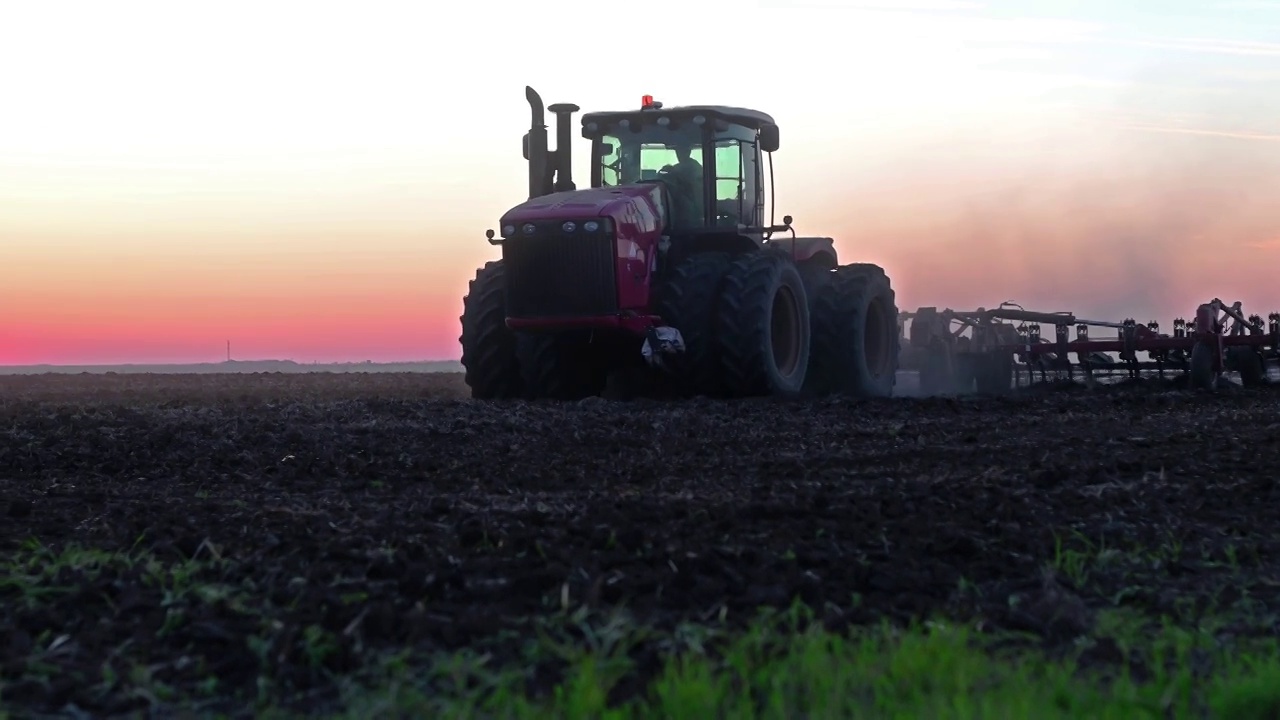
[899, 299, 1280, 394]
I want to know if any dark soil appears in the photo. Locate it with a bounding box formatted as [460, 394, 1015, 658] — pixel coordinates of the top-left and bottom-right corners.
[3, 372, 1280, 715]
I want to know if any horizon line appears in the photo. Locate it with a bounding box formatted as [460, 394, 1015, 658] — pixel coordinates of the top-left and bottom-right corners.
[0, 358, 464, 369]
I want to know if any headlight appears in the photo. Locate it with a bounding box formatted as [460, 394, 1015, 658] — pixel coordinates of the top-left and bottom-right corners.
[502, 224, 515, 236]
[522, 223, 536, 234]
[657, 116, 670, 127]
[562, 221, 576, 232]
[692, 115, 706, 125]
[584, 221, 600, 232]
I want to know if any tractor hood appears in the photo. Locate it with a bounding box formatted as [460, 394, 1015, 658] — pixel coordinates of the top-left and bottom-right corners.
[500, 184, 665, 230]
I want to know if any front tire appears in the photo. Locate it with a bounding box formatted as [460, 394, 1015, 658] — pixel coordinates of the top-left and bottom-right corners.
[516, 332, 605, 400]
[459, 261, 522, 399]
[717, 251, 811, 397]
[656, 252, 734, 397]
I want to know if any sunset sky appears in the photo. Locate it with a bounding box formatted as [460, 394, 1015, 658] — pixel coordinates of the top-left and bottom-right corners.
[3, 0, 1278, 364]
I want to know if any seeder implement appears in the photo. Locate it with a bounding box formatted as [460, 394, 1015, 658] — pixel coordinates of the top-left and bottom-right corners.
[900, 299, 1279, 394]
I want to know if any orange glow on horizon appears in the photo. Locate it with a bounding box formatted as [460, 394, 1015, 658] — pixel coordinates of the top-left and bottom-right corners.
[6, 126, 1279, 366]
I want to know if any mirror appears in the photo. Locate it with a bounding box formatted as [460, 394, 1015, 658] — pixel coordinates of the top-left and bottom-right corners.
[596, 142, 615, 157]
[760, 124, 779, 153]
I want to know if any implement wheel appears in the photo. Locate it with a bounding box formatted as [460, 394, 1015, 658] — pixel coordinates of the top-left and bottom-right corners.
[1227, 346, 1266, 387]
[1189, 341, 1217, 390]
[974, 352, 1013, 395]
[919, 339, 955, 395]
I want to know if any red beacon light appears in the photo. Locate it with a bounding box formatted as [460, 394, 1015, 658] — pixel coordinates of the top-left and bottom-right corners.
[641, 94, 662, 109]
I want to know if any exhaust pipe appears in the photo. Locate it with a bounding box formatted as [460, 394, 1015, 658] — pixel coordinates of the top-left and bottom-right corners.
[525, 86, 550, 199]
[548, 102, 580, 192]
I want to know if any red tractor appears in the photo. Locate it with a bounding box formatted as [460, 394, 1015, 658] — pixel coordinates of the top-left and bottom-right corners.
[459, 87, 899, 400]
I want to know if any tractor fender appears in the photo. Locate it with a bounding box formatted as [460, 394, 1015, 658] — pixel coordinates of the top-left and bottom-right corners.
[770, 236, 838, 268]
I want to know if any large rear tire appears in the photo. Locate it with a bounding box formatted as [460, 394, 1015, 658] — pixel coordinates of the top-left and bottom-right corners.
[516, 331, 604, 400]
[656, 252, 734, 397]
[799, 265, 834, 395]
[717, 251, 811, 397]
[459, 261, 522, 399]
[807, 263, 898, 397]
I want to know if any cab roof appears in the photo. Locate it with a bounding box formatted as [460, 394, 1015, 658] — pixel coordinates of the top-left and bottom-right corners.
[581, 104, 776, 132]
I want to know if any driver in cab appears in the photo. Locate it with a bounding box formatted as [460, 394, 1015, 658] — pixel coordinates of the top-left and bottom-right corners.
[660, 141, 704, 227]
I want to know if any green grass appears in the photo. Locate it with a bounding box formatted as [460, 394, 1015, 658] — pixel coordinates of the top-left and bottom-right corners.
[5, 541, 1280, 718]
[328, 613, 1280, 720]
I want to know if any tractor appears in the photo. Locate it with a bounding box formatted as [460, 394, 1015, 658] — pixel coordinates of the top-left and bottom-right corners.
[459, 86, 899, 400]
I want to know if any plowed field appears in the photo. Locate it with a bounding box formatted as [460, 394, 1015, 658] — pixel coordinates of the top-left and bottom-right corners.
[3, 372, 1279, 717]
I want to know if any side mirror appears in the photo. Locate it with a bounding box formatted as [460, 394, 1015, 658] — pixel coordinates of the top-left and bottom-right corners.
[522, 133, 530, 160]
[596, 142, 615, 157]
[760, 124, 780, 153]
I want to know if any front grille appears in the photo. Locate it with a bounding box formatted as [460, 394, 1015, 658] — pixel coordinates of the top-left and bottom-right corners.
[503, 223, 618, 317]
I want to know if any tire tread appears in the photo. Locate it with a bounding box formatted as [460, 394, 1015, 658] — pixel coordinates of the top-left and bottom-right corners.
[459, 261, 522, 399]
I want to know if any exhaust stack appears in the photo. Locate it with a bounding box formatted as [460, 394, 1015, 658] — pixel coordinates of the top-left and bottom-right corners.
[523, 87, 580, 198]
[524, 86, 551, 200]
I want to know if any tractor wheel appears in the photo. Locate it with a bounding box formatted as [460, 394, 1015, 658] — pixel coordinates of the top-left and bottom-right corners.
[656, 252, 735, 397]
[1189, 340, 1217, 390]
[717, 251, 811, 397]
[1227, 346, 1267, 387]
[799, 264, 834, 395]
[806, 263, 898, 397]
[459, 260, 522, 399]
[516, 331, 604, 400]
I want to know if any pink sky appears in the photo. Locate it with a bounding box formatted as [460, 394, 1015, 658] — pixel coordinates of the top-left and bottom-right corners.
[3, 1, 1277, 365]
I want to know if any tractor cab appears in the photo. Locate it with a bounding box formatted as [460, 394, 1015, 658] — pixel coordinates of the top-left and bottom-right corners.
[580, 96, 780, 236]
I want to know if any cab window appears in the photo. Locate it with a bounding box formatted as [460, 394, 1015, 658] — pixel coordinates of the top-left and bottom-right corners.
[713, 138, 761, 227]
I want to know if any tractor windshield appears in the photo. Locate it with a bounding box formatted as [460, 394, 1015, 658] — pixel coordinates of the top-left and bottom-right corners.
[598, 124, 757, 231]
[598, 125, 708, 230]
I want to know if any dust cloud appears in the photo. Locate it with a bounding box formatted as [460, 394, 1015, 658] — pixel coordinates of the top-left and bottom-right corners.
[832, 123, 1280, 325]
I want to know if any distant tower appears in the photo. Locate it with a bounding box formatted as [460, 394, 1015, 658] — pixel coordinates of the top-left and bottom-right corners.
[227, 340, 231, 362]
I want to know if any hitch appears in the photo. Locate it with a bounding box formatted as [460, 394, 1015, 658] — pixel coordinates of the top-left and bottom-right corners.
[641, 326, 686, 371]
